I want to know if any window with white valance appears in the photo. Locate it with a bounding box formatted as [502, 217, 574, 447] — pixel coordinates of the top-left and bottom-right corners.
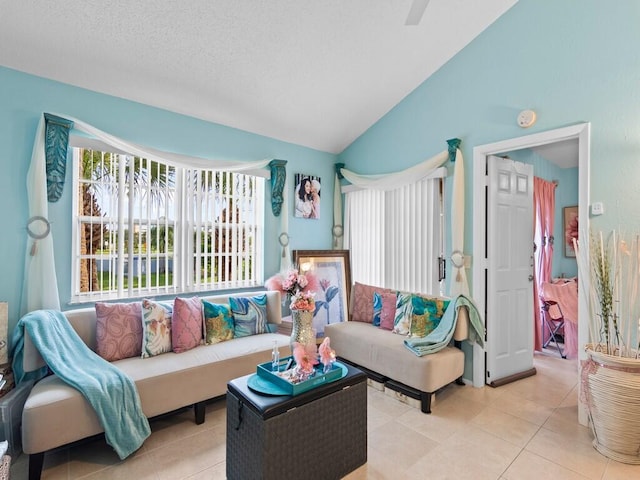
[337, 139, 468, 298]
[22, 113, 282, 314]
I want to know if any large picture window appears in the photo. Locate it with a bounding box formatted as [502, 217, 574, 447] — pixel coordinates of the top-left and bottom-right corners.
[71, 148, 265, 301]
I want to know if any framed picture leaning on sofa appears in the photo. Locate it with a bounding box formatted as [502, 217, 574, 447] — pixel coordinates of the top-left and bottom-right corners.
[293, 250, 351, 336]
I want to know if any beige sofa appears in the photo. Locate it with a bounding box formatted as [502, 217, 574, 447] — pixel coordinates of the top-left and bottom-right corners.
[19, 291, 291, 480]
[324, 301, 470, 414]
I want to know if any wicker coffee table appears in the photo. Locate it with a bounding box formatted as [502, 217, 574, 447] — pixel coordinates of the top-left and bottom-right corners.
[226, 363, 367, 480]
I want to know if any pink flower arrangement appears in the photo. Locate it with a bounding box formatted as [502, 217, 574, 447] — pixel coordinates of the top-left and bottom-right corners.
[290, 290, 315, 311]
[265, 267, 319, 308]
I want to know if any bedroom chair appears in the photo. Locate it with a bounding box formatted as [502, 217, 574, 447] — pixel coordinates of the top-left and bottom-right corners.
[540, 295, 566, 359]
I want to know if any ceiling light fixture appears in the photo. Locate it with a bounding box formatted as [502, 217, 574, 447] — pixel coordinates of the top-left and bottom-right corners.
[405, 0, 430, 26]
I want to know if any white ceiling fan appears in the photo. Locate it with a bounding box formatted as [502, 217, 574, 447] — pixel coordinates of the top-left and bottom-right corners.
[405, 0, 430, 25]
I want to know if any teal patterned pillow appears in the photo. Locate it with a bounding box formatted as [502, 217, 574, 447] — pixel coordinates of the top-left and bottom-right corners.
[202, 300, 234, 344]
[409, 296, 450, 338]
[392, 292, 413, 335]
[230, 294, 268, 338]
[372, 292, 384, 326]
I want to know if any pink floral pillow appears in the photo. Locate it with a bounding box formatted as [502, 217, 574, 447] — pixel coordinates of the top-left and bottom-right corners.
[95, 302, 143, 361]
[379, 292, 397, 331]
[351, 282, 392, 323]
[172, 296, 204, 353]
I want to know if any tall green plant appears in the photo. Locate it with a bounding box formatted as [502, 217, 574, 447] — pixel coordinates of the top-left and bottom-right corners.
[577, 230, 640, 357]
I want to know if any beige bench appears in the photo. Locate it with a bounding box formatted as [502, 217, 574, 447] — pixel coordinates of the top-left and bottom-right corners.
[324, 305, 469, 413]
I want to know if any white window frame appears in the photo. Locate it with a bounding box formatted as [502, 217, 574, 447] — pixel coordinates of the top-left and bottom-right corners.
[71, 146, 264, 302]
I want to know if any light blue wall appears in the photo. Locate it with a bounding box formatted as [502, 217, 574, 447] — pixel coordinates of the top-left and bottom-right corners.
[0, 66, 337, 331]
[339, 0, 640, 378]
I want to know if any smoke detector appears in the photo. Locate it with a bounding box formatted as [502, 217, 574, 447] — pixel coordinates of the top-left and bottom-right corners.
[517, 110, 537, 128]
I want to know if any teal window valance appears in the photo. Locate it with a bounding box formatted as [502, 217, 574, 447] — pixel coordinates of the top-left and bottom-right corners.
[44, 113, 74, 202]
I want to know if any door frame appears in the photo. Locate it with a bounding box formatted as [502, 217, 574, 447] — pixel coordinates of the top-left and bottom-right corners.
[471, 123, 590, 420]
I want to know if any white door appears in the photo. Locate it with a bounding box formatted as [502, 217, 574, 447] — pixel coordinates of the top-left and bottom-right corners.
[486, 155, 534, 384]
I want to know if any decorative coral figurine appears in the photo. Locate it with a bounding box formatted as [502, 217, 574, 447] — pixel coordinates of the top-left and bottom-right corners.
[319, 337, 336, 373]
[292, 342, 318, 382]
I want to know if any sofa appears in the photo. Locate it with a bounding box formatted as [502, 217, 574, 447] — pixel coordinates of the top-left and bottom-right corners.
[324, 284, 471, 414]
[17, 290, 291, 480]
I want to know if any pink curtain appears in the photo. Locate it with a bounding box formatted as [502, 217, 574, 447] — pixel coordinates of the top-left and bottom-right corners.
[533, 177, 557, 352]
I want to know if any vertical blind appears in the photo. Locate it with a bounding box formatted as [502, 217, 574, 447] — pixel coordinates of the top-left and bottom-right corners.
[345, 177, 443, 295]
[72, 148, 264, 302]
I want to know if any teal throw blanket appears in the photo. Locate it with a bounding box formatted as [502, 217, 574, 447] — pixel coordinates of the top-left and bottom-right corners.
[404, 295, 485, 356]
[11, 310, 151, 459]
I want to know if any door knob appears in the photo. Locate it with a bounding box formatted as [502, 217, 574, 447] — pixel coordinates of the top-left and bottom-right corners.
[528, 274, 534, 281]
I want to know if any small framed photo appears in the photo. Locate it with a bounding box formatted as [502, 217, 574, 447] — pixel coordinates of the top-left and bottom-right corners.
[293, 250, 351, 335]
[293, 174, 321, 219]
[563, 206, 578, 258]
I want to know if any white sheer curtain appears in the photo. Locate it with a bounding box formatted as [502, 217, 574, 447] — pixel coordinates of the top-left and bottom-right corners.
[22, 113, 277, 315]
[22, 118, 60, 314]
[339, 146, 468, 297]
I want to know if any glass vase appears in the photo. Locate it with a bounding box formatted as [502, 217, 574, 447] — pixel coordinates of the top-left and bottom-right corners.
[290, 309, 315, 354]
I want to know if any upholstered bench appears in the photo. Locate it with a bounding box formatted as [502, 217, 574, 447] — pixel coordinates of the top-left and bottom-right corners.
[324, 305, 469, 413]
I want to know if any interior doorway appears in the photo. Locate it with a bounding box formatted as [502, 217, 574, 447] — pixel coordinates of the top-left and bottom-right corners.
[471, 123, 590, 423]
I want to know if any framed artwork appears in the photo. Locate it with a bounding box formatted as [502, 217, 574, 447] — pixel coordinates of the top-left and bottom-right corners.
[563, 206, 578, 258]
[293, 173, 321, 219]
[293, 250, 351, 335]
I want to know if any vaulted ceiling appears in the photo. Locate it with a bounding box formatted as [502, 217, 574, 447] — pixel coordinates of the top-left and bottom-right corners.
[0, 0, 518, 153]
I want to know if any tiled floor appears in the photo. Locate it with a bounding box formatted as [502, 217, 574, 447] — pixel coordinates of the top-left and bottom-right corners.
[10, 352, 640, 479]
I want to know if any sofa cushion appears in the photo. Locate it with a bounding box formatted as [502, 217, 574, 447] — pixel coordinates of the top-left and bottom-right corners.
[172, 296, 204, 353]
[409, 296, 450, 338]
[230, 294, 268, 338]
[351, 282, 392, 323]
[202, 300, 235, 344]
[324, 321, 464, 394]
[95, 302, 143, 361]
[141, 299, 173, 358]
[21, 332, 291, 455]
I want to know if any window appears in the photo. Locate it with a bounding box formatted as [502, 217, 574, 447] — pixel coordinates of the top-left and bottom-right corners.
[344, 177, 444, 295]
[71, 148, 264, 302]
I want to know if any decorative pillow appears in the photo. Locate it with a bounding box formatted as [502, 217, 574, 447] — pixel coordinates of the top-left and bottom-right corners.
[372, 292, 384, 327]
[141, 299, 173, 358]
[379, 292, 397, 331]
[392, 292, 413, 335]
[409, 296, 450, 338]
[230, 294, 268, 338]
[172, 296, 204, 353]
[95, 302, 143, 361]
[351, 282, 392, 323]
[202, 300, 234, 344]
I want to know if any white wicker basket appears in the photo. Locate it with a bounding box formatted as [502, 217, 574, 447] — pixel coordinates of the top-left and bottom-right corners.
[583, 344, 640, 464]
[0, 454, 10, 479]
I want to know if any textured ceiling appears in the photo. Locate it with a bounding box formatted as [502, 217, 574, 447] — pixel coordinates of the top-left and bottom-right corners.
[0, 0, 518, 154]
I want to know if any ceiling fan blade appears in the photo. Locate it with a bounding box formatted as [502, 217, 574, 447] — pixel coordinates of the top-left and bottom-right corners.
[405, 0, 431, 25]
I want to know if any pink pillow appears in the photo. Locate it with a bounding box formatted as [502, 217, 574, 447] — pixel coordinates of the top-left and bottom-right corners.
[172, 296, 204, 353]
[95, 302, 143, 361]
[379, 292, 397, 330]
[351, 282, 392, 323]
